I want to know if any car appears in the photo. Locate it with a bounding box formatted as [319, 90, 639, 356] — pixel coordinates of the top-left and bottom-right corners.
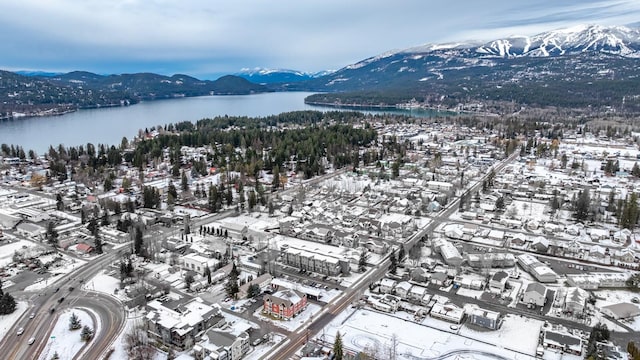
[69, 286, 75, 292]
[50, 308, 55, 314]
[29, 313, 35, 319]
[57, 297, 65, 303]
[54, 288, 60, 293]
[251, 338, 263, 346]
[17, 327, 24, 336]
[632, 297, 640, 304]
[27, 337, 35, 345]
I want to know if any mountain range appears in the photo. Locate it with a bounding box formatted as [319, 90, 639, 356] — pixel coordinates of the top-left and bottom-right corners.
[0, 71, 270, 118]
[2, 24, 640, 118]
[299, 24, 640, 113]
[234, 68, 334, 84]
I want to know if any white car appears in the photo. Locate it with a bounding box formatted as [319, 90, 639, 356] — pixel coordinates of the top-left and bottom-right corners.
[29, 313, 35, 319]
[28, 337, 35, 345]
[16, 328, 24, 336]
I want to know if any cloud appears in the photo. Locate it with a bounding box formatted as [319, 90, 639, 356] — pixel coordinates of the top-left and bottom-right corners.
[0, 0, 639, 77]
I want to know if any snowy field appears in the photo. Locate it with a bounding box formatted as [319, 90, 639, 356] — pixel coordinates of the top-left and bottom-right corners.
[254, 303, 322, 332]
[0, 301, 28, 341]
[321, 308, 537, 359]
[38, 308, 97, 360]
[459, 314, 543, 355]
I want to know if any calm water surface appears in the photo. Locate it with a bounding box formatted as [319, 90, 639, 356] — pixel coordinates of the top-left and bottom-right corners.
[0, 92, 448, 154]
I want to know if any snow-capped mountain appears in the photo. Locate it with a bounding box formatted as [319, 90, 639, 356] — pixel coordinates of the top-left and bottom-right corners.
[296, 24, 640, 112]
[235, 68, 333, 84]
[474, 24, 640, 58]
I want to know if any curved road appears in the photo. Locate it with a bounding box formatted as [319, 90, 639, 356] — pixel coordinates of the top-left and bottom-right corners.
[0, 250, 126, 360]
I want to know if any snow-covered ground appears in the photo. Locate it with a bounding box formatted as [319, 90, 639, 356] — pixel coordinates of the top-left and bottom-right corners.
[38, 308, 97, 360]
[459, 314, 543, 355]
[82, 270, 122, 297]
[321, 308, 537, 359]
[0, 301, 28, 341]
[244, 333, 286, 360]
[254, 303, 322, 332]
[23, 255, 86, 292]
[0, 240, 38, 267]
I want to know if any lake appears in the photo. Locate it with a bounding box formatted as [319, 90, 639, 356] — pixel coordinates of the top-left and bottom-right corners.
[0, 92, 448, 154]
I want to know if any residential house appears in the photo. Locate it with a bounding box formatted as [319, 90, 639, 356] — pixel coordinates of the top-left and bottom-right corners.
[408, 285, 428, 303]
[543, 330, 583, 356]
[469, 308, 500, 330]
[489, 271, 509, 293]
[430, 303, 464, 324]
[394, 281, 412, 299]
[379, 278, 397, 294]
[430, 272, 450, 287]
[522, 282, 547, 307]
[564, 287, 589, 314]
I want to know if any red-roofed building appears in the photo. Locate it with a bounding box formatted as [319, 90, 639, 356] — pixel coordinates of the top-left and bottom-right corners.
[76, 243, 94, 254]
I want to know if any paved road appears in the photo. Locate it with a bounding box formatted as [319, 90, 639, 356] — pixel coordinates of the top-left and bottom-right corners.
[0, 249, 126, 360]
[261, 154, 521, 359]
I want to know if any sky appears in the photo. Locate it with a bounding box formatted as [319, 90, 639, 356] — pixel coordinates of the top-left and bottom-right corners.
[1, 0, 639, 79]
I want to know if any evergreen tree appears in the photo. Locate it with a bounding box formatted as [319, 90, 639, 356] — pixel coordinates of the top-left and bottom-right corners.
[80, 325, 94, 341]
[333, 331, 344, 360]
[134, 228, 144, 256]
[46, 221, 59, 247]
[496, 196, 505, 211]
[0, 292, 16, 315]
[181, 170, 189, 191]
[272, 165, 280, 190]
[69, 312, 82, 330]
[389, 249, 397, 275]
[204, 266, 212, 285]
[225, 263, 240, 299]
[573, 188, 591, 221]
[358, 250, 368, 272]
[621, 192, 640, 229]
[94, 235, 103, 254]
[184, 273, 195, 291]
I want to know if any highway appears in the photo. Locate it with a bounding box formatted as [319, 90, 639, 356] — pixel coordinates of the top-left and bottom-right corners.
[0, 248, 127, 360]
[262, 153, 520, 359]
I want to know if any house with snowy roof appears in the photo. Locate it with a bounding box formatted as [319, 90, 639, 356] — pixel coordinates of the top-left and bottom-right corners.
[145, 298, 223, 350]
[194, 329, 250, 360]
[522, 282, 547, 307]
[563, 287, 589, 314]
[263, 289, 307, 320]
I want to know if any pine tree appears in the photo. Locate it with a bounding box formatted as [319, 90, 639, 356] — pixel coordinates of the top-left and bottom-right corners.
[204, 266, 212, 284]
[80, 325, 94, 341]
[573, 189, 591, 221]
[333, 331, 344, 360]
[69, 312, 82, 330]
[225, 263, 240, 299]
[46, 221, 59, 246]
[181, 170, 189, 191]
[389, 249, 397, 275]
[94, 235, 103, 254]
[134, 228, 144, 256]
[358, 250, 368, 272]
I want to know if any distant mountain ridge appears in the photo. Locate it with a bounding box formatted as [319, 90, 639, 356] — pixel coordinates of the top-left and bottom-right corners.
[0, 71, 270, 119]
[235, 68, 334, 84]
[299, 24, 640, 113]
